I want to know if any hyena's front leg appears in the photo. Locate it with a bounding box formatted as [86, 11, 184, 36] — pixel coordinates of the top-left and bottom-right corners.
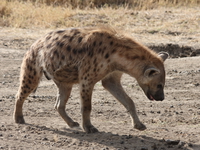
[79, 82, 98, 133]
[54, 82, 79, 128]
[102, 72, 146, 131]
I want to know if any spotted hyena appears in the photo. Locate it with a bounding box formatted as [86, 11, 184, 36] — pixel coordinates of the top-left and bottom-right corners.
[14, 26, 168, 133]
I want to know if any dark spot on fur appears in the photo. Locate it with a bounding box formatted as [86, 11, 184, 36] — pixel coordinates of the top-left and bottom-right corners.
[69, 36, 74, 42]
[132, 55, 140, 60]
[53, 50, 59, 58]
[100, 33, 104, 36]
[46, 35, 52, 40]
[67, 45, 71, 52]
[69, 55, 72, 60]
[105, 53, 109, 59]
[28, 75, 33, 79]
[110, 41, 113, 45]
[126, 55, 140, 60]
[108, 36, 111, 39]
[59, 42, 64, 48]
[73, 49, 77, 55]
[93, 41, 96, 47]
[25, 84, 30, 89]
[57, 42, 64, 48]
[24, 90, 27, 94]
[61, 55, 65, 60]
[33, 70, 37, 76]
[71, 29, 80, 35]
[46, 44, 52, 49]
[56, 30, 65, 34]
[82, 106, 91, 111]
[93, 58, 97, 64]
[111, 49, 116, 54]
[63, 35, 70, 38]
[88, 51, 93, 57]
[28, 65, 32, 71]
[98, 48, 102, 54]
[99, 41, 102, 46]
[28, 80, 32, 84]
[78, 37, 83, 43]
[53, 37, 59, 41]
[78, 48, 82, 54]
[141, 56, 145, 60]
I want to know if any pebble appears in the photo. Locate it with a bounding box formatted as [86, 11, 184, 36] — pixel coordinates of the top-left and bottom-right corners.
[178, 141, 185, 148]
[42, 137, 48, 141]
[125, 134, 133, 139]
[165, 139, 180, 145]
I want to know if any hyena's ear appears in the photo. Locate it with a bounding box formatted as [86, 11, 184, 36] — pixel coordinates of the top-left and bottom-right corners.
[158, 51, 169, 61]
[144, 67, 160, 77]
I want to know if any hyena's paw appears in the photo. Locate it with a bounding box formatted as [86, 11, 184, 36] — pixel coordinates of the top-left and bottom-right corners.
[14, 115, 25, 124]
[83, 125, 99, 133]
[134, 122, 146, 131]
[69, 122, 80, 128]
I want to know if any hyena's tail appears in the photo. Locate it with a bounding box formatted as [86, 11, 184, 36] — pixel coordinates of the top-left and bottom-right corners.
[14, 48, 43, 124]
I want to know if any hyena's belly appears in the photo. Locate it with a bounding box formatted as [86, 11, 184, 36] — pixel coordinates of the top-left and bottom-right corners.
[44, 64, 79, 83]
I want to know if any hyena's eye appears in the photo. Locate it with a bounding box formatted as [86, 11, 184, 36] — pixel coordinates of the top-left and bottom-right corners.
[157, 84, 162, 89]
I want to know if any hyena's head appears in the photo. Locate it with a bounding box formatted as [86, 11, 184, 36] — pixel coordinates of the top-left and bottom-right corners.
[138, 52, 169, 101]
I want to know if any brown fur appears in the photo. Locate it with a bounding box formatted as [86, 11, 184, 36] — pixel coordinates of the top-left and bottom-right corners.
[14, 26, 168, 133]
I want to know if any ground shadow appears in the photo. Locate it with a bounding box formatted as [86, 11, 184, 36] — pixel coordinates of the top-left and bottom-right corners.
[25, 123, 199, 150]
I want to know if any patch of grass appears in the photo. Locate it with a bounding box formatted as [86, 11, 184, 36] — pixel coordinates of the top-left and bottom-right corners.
[0, 0, 199, 29]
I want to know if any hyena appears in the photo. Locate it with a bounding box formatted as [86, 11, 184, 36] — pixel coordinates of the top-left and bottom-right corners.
[14, 26, 168, 133]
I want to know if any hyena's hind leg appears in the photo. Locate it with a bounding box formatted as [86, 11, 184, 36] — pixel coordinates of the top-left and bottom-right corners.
[14, 56, 42, 124]
[54, 82, 79, 128]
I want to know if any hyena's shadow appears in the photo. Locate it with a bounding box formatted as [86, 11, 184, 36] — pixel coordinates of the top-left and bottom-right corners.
[24, 123, 198, 149]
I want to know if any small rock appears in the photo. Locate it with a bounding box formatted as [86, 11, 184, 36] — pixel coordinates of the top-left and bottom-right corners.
[126, 134, 133, 139]
[157, 111, 161, 114]
[178, 141, 185, 148]
[165, 139, 180, 145]
[151, 143, 158, 150]
[42, 137, 48, 141]
[188, 143, 193, 147]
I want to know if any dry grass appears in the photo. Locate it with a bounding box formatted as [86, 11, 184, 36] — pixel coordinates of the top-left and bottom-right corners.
[0, 0, 200, 28]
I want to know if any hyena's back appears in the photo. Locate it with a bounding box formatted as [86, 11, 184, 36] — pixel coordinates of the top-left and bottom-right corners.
[31, 27, 117, 83]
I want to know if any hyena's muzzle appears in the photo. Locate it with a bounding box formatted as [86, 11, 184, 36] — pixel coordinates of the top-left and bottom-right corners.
[146, 87, 164, 101]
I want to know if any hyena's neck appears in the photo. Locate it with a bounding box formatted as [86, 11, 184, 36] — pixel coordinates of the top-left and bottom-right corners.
[112, 40, 160, 78]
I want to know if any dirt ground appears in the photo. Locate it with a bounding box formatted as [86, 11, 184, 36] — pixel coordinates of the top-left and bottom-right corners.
[0, 8, 200, 150]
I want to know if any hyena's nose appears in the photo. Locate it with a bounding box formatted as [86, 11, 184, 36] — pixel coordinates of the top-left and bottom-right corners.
[155, 95, 164, 101]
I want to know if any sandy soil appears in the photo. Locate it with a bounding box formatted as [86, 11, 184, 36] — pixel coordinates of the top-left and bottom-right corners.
[0, 8, 200, 150]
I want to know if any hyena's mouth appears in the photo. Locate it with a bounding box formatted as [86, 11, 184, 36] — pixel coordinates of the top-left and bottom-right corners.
[146, 92, 155, 101]
[147, 91, 164, 101]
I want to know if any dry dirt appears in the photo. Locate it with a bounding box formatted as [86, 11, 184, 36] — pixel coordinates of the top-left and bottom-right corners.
[0, 8, 200, 150]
